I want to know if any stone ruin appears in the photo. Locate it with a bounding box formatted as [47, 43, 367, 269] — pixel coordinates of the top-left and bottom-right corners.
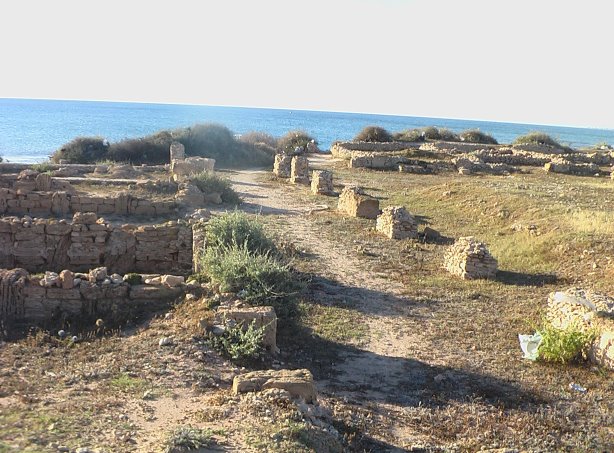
[547, 288, 614, 369]
[273, 154, 293, 178]
[376, 206, 418, 240]
[444, 236, 498, 279]
[290, 155, 310, 185]
[337, 186, 380, 219]
[171, 156, 216, 181]
[453, 155, 517, 175]
[169, 141, 185, 161]
[544, 158, 601, 176]
[232, 368, 317, 403]
[311, 170, 334, 195]
[0, 266, 187, 334]
[210, 304, 278, 353]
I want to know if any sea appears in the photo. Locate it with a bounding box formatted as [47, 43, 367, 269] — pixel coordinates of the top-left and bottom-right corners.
[1, 98, 614, 164]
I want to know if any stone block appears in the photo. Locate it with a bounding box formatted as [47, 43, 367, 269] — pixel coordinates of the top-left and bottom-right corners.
[444, 236, 497, 279]
[232, 369, 316, 403]
[376, 206, 418, 240]
[170, 141, 186, 161]
[338, 186, 379, 219]
[290, 156, 309, 184]
[311, 170, 334, 195]
[273, 154, 292, 178]
[73, 212, 98, 224]
[215, 306, 277, 352]
[171, 157, 215, 179]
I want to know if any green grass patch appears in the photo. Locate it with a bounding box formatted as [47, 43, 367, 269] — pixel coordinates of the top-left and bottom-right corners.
[206, 319, 266, 363]
[538, 323, 597, 364]
[109, 373, 147, 393]
[164, 426, 214, 452]
[190, 171, 241, 205]
[205, 211, 275, 255]
[300, 303, 369, 344]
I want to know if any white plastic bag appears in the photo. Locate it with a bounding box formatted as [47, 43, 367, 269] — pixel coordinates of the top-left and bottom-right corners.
[518, 332, 542, 361]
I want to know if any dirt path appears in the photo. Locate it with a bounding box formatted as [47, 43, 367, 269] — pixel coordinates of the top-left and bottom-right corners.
[228, 158, 421, 405]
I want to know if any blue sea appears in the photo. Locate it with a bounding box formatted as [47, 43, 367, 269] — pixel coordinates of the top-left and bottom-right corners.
[1, 98, 614, 164]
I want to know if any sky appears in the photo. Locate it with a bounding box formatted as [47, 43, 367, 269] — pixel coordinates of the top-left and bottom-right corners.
[0, 0, 612, 129]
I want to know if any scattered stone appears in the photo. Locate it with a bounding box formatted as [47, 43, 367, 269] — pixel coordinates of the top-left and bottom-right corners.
[88, 267, 108, 283]
[232, 368, 317, 403]
[40, 271, 60, 288]
[158, 337, 173, 347]
[337, 186, 379, 219]
[311, 170, 334, 195]
[444, 236, 497, 279]
[161, 275, 185, 288]
[72, 212, 98, 224]
[376, 206, 418, 239]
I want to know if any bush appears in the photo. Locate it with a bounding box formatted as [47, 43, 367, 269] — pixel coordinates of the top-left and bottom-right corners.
[206, 319, 266, 363]
[437, 128, 461, 142]
[205, 211, 275, 254]
[201, 243, 302, 312]
[354, 126, 393, 142]
[165, 426, 213, 453]
[538, 323, 596, 364]
[277, 130, 317, 154]
[190, 172, 241, 205]
[51, 136, 109, 164]
[459, 129, 498, 145]
[393, 128, 424, 142]
[106, 130, 173, 164]
[238, 131, 278, 148]
[513, 131, 563, 148]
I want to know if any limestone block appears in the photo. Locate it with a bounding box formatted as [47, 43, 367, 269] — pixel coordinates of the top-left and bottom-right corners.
[273, 154, 292, 178]
[338, 186, 379, 219]
[290, 156, 309, 184]
[35, 173, 52, 191]
[161, 275, 185, 288]
[59, 270, 74, 289]
[170, 141, 186, 161]
[46, 288, 81, 300]
[175, 183, 204, 207]
[444, 236, 497, 279]
[311, 170, 334, 195]
[376, 206, 418, 240]
[215, 306, 277, 352]
[73, 212, 98, 225]
[128, 284, 183, 300]
[171, 157, 215, 179]
[89, 267, 108, 282]
[232, 369, 316, 403]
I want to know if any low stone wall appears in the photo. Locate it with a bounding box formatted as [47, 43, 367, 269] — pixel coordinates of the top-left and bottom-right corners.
[349, 152, 409, 170]
[547, 288, 614, 369]
[0, 268, 185, 335]
[331, 141, 413, 159]
[444, 236, 497, 279]
[419, 141, 500, 154]
[0, 188, 177, 217]
[0, 214, 194, 274]
[544, 159, 601, 176]
[453, 155, 517, 175]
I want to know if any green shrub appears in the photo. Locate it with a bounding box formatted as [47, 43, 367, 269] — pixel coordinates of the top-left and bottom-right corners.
[190, 172, 241, 205]
[205, 211, 275, 254]
[51, 136, 109, 163]
[165, 426, 214, 453]
[277, 130, 317, 154]
[354, 126, 393, 142]
[201, 243, 302, 312]
[239, 131, 278, 148]
[206, 319, 266, 363]
[437, 128, 461, 142]
[106, 130, 173, 164]
[513, 131, 563, 148]
[393, 128, 424, 142]
[459, 129, 498, 145]
[123, 273, 142, 285]
[31, 161, 55, 173]
[538, 323, 597, 364]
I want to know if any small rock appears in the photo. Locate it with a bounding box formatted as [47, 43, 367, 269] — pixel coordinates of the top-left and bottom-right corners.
[57, 330, 66, 339]
[159, 337, 173, 347]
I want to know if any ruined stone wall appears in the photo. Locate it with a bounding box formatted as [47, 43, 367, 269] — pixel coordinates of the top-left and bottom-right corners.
[331, 141, 413, 159]
[419, 142, 500, 154]
[0, 215, 193, 274]
[349, 152, 409, 170]
[0, 267, 184, 335]
[0, 188, 177, 217]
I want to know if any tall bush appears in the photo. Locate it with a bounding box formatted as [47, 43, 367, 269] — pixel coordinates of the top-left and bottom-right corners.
[354, 126, 393, 142]
[51, 136, 109, 163]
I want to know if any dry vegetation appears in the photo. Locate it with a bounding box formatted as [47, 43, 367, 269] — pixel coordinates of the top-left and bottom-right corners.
[1, 154, 613, 452]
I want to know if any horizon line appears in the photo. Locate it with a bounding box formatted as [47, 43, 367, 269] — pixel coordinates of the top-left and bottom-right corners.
[1, 95, 612, 133]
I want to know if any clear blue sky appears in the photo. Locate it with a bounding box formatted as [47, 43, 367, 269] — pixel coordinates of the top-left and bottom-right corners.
[1, 0, 612, 129]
